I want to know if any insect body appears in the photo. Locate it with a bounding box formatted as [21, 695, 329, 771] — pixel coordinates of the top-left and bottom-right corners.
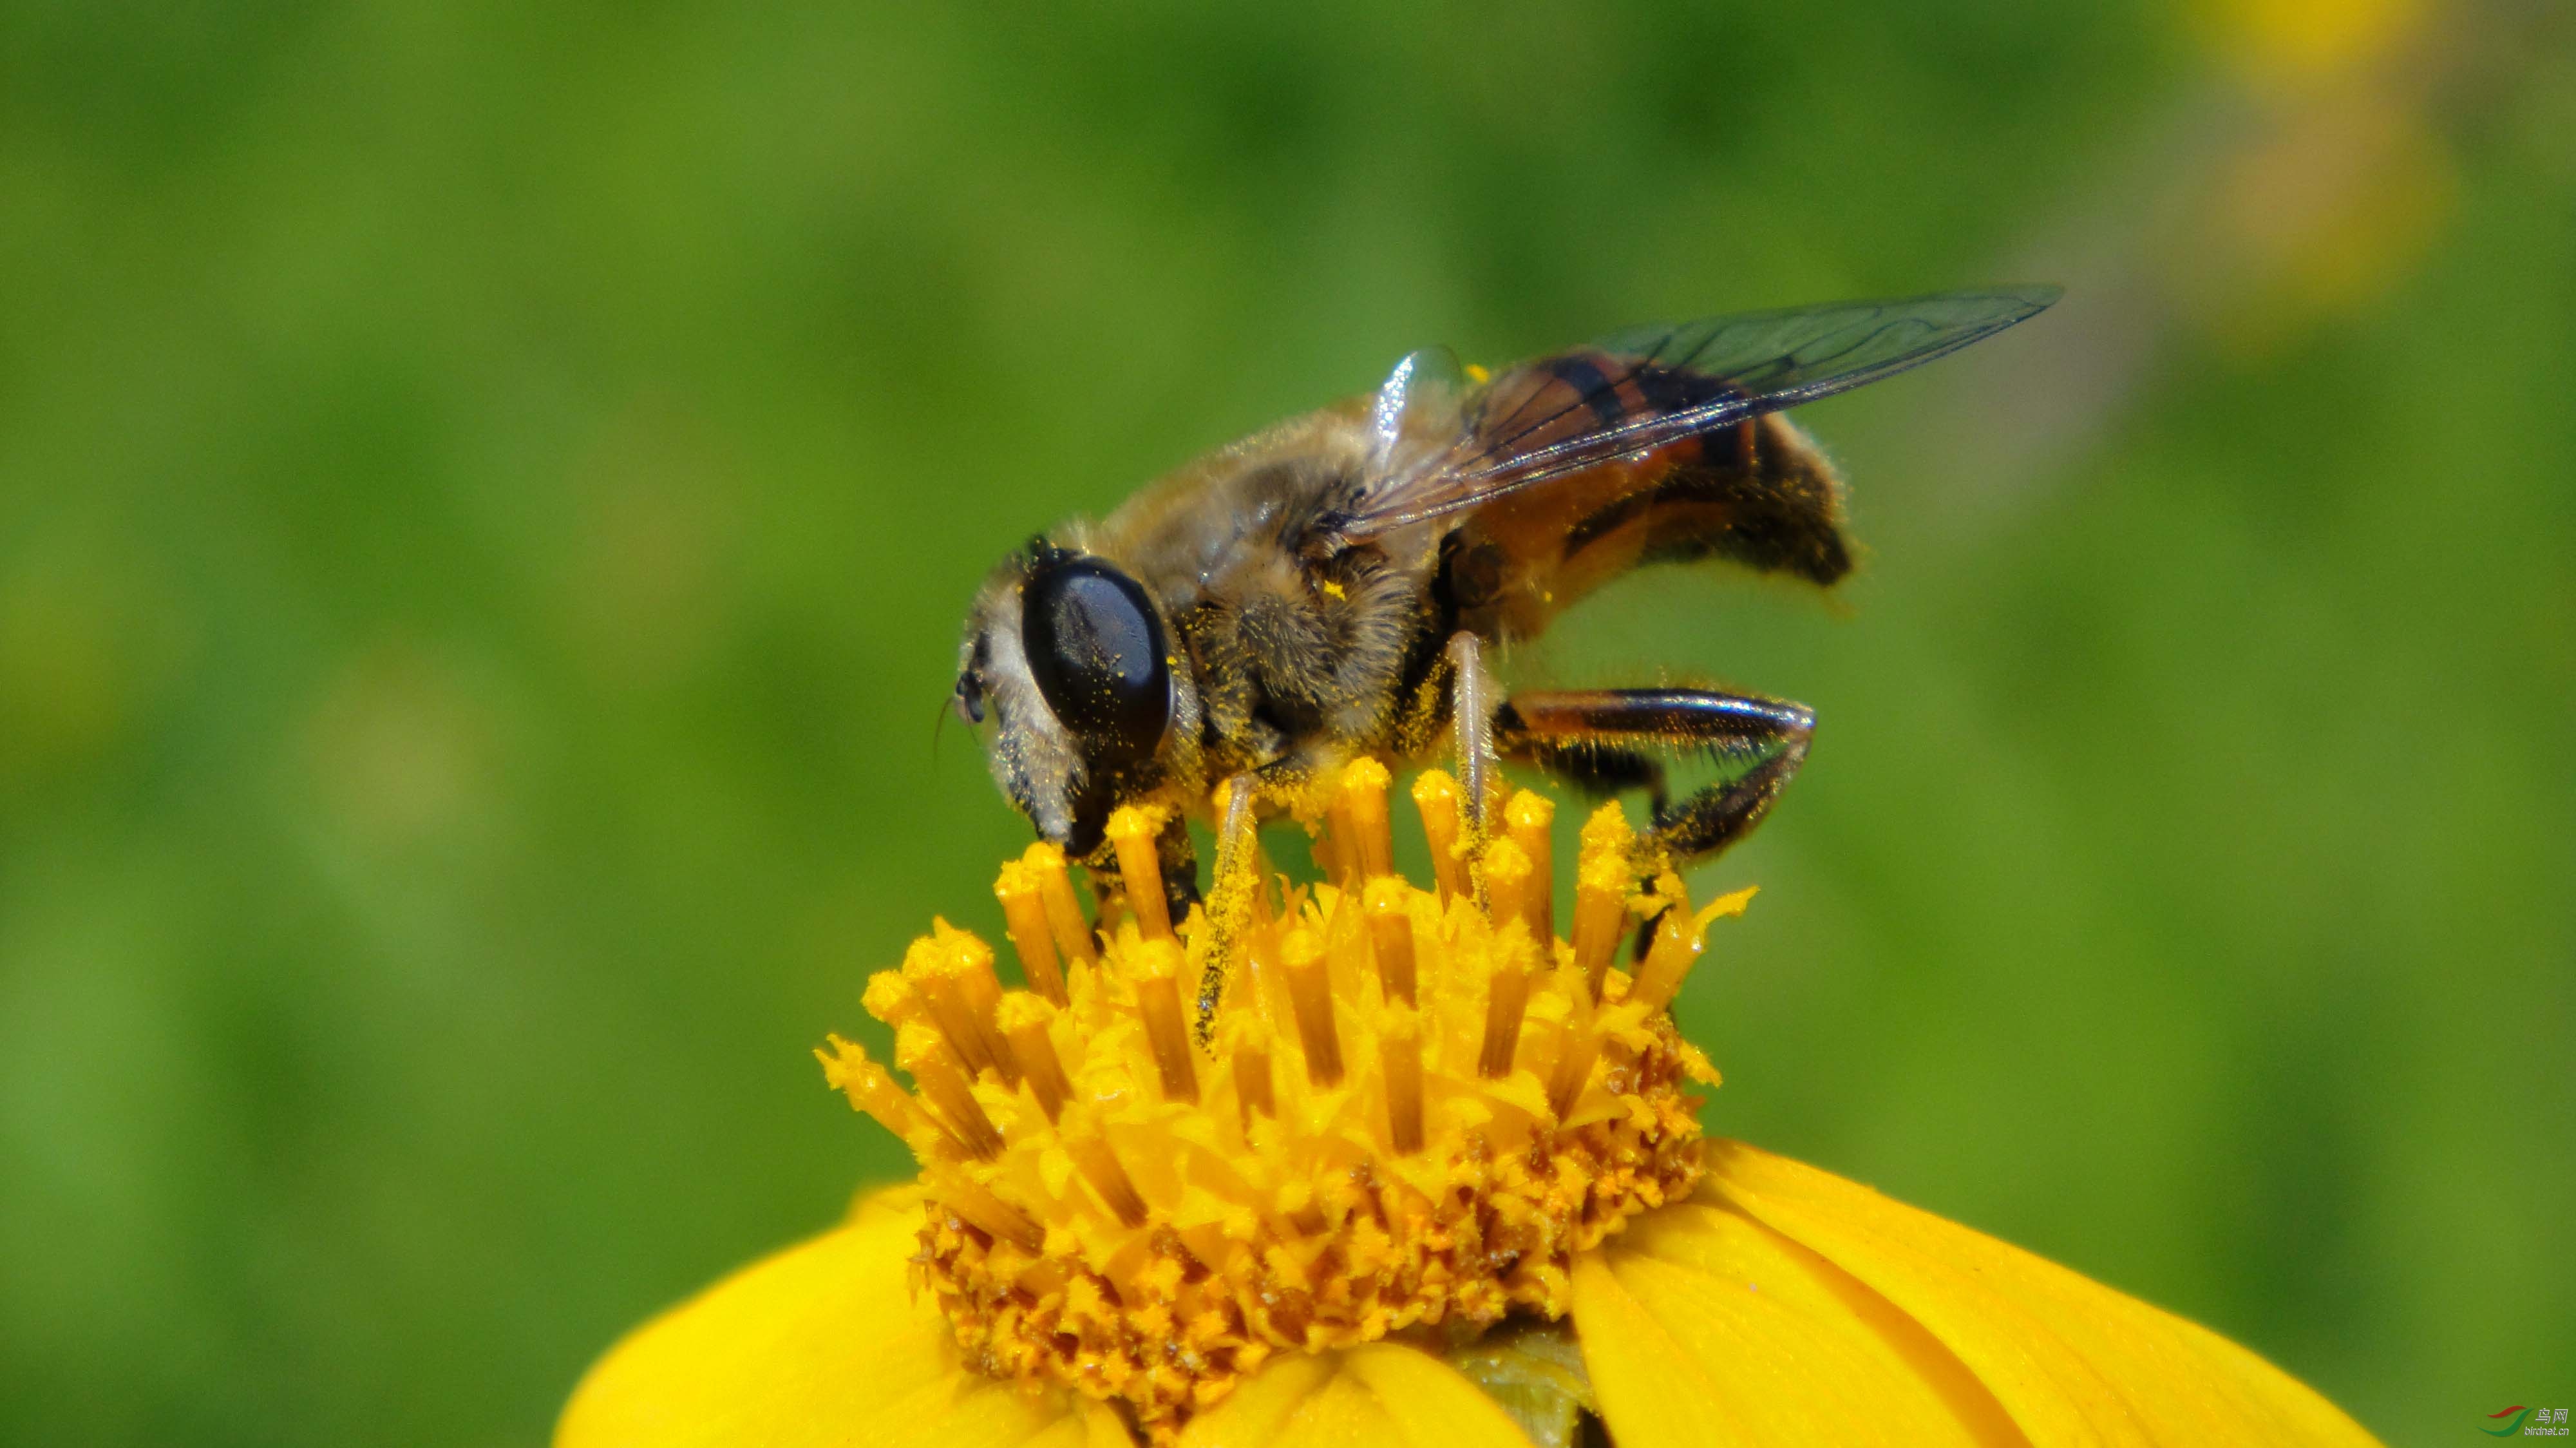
[952, 289, 2058, 921]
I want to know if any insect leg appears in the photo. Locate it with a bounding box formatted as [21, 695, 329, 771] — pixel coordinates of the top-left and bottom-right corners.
[1497, 736, 1671, 819]
[1446, 632, 1501, 835]
[1492, 689, 1814, 862]
[1194, 774, 1261, 1037]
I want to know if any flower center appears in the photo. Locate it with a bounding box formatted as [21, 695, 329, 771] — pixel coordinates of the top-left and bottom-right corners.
[821, 760, 1748, 1442]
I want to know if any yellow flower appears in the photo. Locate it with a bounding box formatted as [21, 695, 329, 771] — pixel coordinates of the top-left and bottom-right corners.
[558, 761, 2383, 1447]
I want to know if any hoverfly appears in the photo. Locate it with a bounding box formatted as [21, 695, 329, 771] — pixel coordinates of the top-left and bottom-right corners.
[952, 289, 2057, 939]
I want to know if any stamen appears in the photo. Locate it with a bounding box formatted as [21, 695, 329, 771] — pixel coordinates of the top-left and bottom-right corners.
[1233, 1038, 1275, 1119]
[1571, 858, 1629, 1003]
[896, 1022, 1003, 1160]
[994, 857, 1068, 1005]
[1411, 769, 1469, 900]
[894, 941, 990, 1077]
[1479, 924, 1533, 1080]
[1629, 878, 1757, 1012]
[1379, 1005, 1425, 1155]
[1250, 861, 1279, 926]
[1319, 794, 1354, 884]
[905, 929, 1013, 1087]
[1505, 790, 1555, 941]
[1280, 927, 1343, 1087]
[1629, 888, 1696, 1012]
[1546, 1021, 1601, 1123]
[1339, 757, 1394, 879]
[938, 1177, 1045, 1252]
[1132, 939, 1200, 1104]
[995, 993, 1072, 1121]
[934, 922, 1019, 1085]
[1025, 841, 1097, 966]
[1107, 806, 1173, 941]
[1482, 835, 1537, 944]
[1363, 877, 1416, 1006]
[1068, 1128, 1150, 1227]
[861, 969, 927, 1034]
[817, 1034, 920, 1140]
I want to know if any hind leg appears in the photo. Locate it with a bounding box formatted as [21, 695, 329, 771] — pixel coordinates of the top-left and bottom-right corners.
[1497, 688, 1812, 960]
[1493, 688, 1814, 862]
[1501, 736, 1671, 818]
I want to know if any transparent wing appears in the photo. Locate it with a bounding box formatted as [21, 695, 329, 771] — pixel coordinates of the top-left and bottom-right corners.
[1327, 287, 2058, 540]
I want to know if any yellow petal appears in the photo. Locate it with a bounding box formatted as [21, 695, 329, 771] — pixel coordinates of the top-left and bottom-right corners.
[1669, 1139, 2383, 1447]
[556, 1186, 1100, 1448]
[1571, 1204, 2019, 1448]
[1177, 1342, 1536, 1448]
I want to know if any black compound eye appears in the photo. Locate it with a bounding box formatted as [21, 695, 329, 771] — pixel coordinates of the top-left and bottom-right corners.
[1021, 557, 1171, 765]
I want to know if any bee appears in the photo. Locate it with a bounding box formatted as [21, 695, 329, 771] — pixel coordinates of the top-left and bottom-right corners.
[952, 289, 2057, 936]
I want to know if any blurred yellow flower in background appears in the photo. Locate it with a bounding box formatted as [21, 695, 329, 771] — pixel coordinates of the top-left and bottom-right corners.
[2199, 0, 2421, 84]
[2179, 0, 2458, 352]
[558, 765, 2384, 1447]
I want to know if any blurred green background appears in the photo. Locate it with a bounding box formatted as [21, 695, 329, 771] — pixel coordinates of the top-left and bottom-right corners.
[3, 0, 2571, 1443]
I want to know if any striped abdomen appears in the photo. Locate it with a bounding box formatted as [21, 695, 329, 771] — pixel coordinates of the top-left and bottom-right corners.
[1442, 351, 1857, 642]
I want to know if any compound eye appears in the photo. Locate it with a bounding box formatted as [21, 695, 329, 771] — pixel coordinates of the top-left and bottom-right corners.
[1022, 557, 1171, 767]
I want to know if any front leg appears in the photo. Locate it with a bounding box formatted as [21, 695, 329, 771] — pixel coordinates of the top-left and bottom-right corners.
[1192, 752, 1329, 1037]
[1493, 688, 1815, 864]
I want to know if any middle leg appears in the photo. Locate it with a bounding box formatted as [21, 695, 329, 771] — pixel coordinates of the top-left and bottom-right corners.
[1446, 631, 1501, 835]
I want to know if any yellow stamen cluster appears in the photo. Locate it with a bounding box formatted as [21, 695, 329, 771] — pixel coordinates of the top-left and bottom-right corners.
[819, 761, 1752, 1442]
